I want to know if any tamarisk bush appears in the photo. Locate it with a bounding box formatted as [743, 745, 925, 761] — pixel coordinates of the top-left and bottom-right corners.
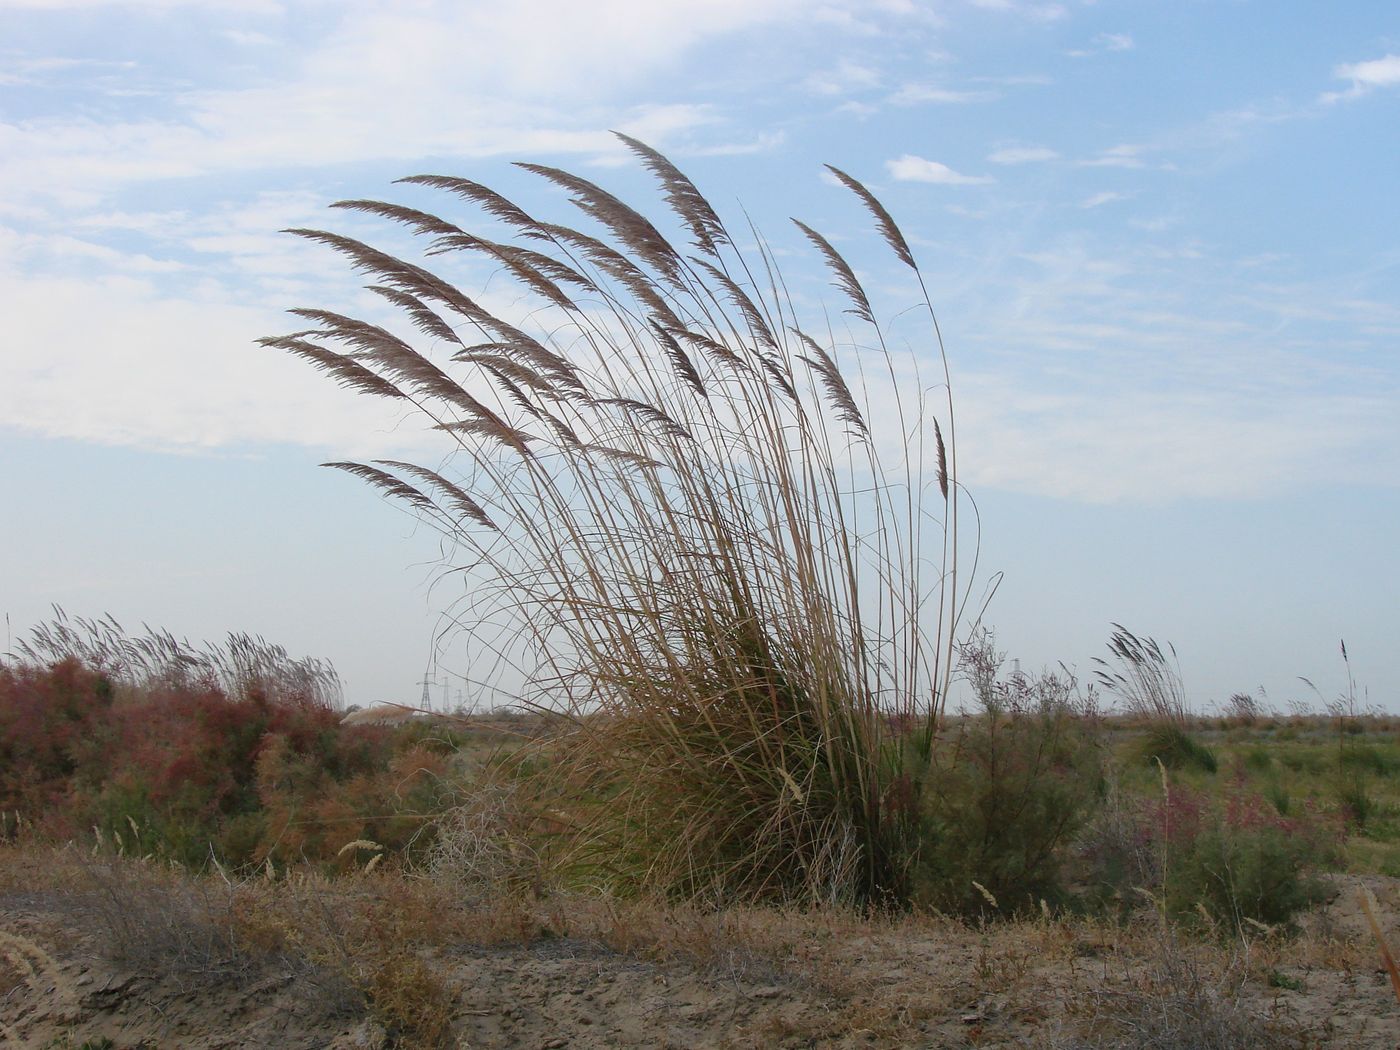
[266, 136, 971, 905]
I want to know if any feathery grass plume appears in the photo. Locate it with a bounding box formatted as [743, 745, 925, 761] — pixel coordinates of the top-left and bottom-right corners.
[614, 132, 730, 256]
[266, 136, 971, 907]
[791, 219, 875, 325]
[1093, 624, 1189, 724]
[11, 606, 341, 709]
[823, 164, 916, 270]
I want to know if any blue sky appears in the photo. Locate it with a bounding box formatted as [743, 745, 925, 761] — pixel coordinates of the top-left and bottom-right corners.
[2, 0, 1397, 712]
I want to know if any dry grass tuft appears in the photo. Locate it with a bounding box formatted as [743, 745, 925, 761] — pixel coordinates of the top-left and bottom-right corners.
[9, 606, 341, 709]
[1048, 927, 1307, 1049]
[270, 135, 971, 906]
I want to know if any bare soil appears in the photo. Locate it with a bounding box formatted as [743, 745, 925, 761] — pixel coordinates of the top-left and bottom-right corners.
[5, 869, 1400, 1049]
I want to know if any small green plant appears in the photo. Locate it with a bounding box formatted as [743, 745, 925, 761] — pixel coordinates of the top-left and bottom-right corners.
[1077, 774, 1338, 933]
[1336, 779, 1377, 829]
[1133, 723, 1218, 774]
[1339, 743, 1400, 777]
[1242, 747, 1273, 774]
[1262, 778, 1291, 816]
[1162, 786, 1337, 934]
[1267, 969, 1304, 991]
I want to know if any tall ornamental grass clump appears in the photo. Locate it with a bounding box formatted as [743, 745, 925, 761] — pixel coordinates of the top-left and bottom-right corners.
[268, 136, 969, 905]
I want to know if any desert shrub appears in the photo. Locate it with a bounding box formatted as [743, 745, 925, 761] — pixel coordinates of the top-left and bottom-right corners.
[1277, 747, 1325, 774]
[424, 781, 545, 898]
[912, 635, 1105, 916]
[0, 621, 445, 869]
[0, 657, 115, 817]
[1081, 780, 1338, 934]
[1163, 798, 1336, 933]
[1132, 724, 1217, 774]
[269, 137, 972, 906]
[1050, 928, 1307, 1049]
[1262, 779, 1291, 817]
[1338, 742, 1400, 776]
[1334, 778, 1377, 829]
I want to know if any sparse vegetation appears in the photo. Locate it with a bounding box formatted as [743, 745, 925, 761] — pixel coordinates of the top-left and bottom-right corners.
[3, 143, 1398, 1046]
[0, 615, 462, 869]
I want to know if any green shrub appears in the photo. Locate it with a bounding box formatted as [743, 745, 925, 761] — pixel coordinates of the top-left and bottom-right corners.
[1335, 779, 1377, 829]
[1078, 779, 1338, 933]
[1134, 723, 1218, 774]
[1242, 747, 1273, 774]
[0, 616, 454, 870]
[1339, 743, 1400, 777]
[1278, 748, 1326, 774]
[1165, 816, 1335, 932]
[913, 636, 1104, 916]
[1263, 779, 1291, 816]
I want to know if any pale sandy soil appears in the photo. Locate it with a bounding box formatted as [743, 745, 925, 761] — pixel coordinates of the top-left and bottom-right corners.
[4, 865, 1400, 1049]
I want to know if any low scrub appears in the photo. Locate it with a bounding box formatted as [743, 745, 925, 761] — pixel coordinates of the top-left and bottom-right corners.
[913, 635, 1105, 916]
[1079, 779, 1339, 934]
[0, 617, 458, 870]
[1133, 724, 1218, 774]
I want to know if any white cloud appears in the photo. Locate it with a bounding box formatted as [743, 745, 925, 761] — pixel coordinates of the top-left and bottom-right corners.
[886, 155, 993, 185]
[1, 0, 817, 210]
[987, 145, 1058, 165]
[1067, 32, 1133, 58]
[967, 0, 1066, 21]
[957, 376, 1394, 502]
[890, 83, 995, 105]
[835, 100, 878, 118]
[1, 0, 282, 9]
[804, 59, 881, 97]
[0, 266, 417, 454]
[1080, 191, 1128, 209]
[1080, 143, 1146, 169]
[221, 28, 277, 46]
[1322, 53, 1400, 103]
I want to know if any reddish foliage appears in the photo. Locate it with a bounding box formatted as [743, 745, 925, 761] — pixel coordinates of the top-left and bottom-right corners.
[0, 655, 430, 868]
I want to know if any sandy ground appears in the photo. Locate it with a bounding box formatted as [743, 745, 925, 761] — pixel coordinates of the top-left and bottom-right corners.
[5, 873, 1400, 1049]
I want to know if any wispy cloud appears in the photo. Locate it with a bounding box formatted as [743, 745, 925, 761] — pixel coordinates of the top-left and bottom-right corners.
[0, 264, 412, 454]
[886, 154, 993, 184]
[958, 377, 1395, 502]
[1066, 32, 1133, 58]
[987, 145, 1058, 165]
[1, 0, 822, 210]
[804, 59, 881, 97]
[1321, 53, 1400, 103]
[1, 0, 283, 9]
[1080, 143, 1147, 169]
[1080, 191, 1128, 209]
[890, 83, 995, 105]
[967, 0, 1066, 22]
